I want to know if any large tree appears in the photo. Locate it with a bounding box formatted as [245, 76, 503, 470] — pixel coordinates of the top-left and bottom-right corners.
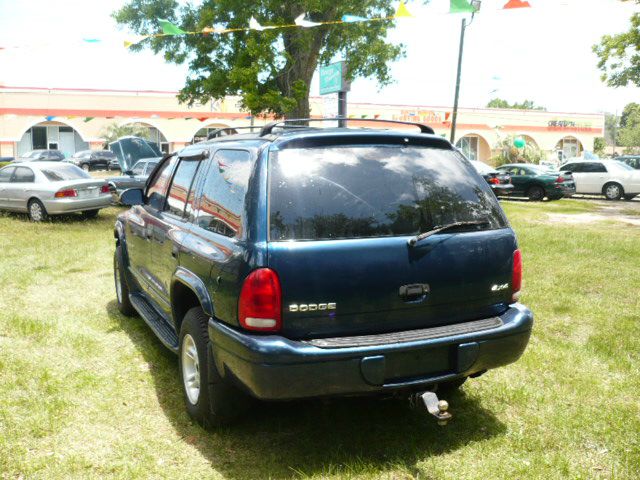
[486, 98, 546, 110]
[114, 1, 405, 118]
[593, 0, 640, 87]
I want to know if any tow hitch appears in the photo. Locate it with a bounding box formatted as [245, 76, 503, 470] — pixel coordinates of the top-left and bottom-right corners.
[411, 390, 452, 426]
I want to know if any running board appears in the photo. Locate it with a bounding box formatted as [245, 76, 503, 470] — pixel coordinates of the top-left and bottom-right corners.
[129, 293, 179, 353]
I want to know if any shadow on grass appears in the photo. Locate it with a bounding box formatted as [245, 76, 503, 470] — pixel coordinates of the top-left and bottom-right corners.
[0, 210, 108, 223]
[106, 301, 506, 479]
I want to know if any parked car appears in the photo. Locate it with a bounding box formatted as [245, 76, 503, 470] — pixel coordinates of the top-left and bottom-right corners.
[469, 160, 514, 196]
[496, 163, 575, 201]
[559, 160, 640, 200]
[114, 119, 533, 428]
[109, 136, 163, 172]
[107, 157, 160, 198]
[108, 157, 121, 171]
[66, 150, 117, 172]
[17, 150, 65, 162]
[0, 156, 15, 163]
[0, 162, 111, 221]
[617, 155, 640, 170]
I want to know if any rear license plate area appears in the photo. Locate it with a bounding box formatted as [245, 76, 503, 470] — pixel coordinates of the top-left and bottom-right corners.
[384, 346, 451, 382]
[78, 189, 98, 198]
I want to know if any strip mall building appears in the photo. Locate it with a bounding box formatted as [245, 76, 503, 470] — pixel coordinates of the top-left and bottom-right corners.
[0, 85, 604, 163]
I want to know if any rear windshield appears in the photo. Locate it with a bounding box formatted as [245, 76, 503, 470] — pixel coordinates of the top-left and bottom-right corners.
[269, 145, 508, 241]
[41, 165, 91, 181]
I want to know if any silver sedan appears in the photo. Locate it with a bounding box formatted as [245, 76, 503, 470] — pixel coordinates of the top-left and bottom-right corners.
[0, 162, 112, 221]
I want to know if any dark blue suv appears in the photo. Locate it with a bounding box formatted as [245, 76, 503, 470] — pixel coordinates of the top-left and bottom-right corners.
[114, 119, 533, 427]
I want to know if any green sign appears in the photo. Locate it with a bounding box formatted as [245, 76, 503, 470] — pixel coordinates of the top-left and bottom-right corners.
[320, 61, 348, 95]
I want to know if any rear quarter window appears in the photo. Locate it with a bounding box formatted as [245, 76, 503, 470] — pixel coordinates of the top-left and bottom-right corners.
[41, 165, 90, 181]
[269, 145, 508, 241]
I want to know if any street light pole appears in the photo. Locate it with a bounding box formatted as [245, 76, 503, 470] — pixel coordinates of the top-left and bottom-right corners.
[450, 1, 481, 145]
[450, 17, 467, 144]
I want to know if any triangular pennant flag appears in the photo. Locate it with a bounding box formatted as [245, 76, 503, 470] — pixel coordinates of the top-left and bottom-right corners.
[294, 13, 320, 28]
[83, 117, 94, 123]
[197, 117, 208, 122]
[82, 38, 101, 43]
[158, 18, 186, 35]
[249, 17, 276, 31]
[342, 15, 368, 23]
[395, 2, 413, 18]
[503, 0, 531, 8]
[124, 40, 134, 49]
[45, 116, 55, 121]
[450, 0, 476, 13]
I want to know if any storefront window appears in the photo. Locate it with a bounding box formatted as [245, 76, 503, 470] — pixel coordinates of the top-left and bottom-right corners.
[456, 136, 479, 161]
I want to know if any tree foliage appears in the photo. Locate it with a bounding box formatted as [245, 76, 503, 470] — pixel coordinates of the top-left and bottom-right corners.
[486, 98, 546, 110]
[99, 122, 150, 146]
[113, 1, 406, 118]
[491, 135, 547, 166]
[593, 137, 606, 155]
[593, 0, 640, 87]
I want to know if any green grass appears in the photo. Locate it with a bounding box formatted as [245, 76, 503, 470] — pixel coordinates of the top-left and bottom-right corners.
[0, 203, 639, 479]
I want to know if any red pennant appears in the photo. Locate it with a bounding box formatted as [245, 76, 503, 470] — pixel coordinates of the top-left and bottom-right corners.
[197, 117, 208, 122]
[503, 0, 531, 8]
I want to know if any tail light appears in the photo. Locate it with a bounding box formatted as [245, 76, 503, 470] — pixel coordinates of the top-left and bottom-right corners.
[100, 184, 110, 194]
[512, 249, 522, 302]
[54, 188, 77, 198]
[555, 176, 565, 183]
[238, 268, 282, 332]
[489, 177, 500, 185]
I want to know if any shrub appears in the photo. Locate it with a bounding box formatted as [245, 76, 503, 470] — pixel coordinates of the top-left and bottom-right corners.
[0, 161, 11, 169]
[493, 135, 547, 166]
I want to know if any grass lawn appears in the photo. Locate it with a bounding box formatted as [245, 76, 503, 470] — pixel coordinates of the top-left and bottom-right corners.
[0, 199, 639, 479]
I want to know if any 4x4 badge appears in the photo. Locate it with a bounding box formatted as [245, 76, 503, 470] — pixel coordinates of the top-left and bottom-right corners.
[289, 303, 336, 312]
[491, 283, 509, 292]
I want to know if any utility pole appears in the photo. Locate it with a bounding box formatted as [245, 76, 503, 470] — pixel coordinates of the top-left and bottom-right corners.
[450, 1, 481, 145]
[338, 91, 347, 128]
[450, 18, 466, 144]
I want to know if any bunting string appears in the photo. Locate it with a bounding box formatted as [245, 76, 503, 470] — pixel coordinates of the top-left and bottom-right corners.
[0, 1, 535, 51]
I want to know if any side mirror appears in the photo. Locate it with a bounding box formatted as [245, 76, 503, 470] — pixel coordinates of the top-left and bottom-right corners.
[124, 169, 134, 176]
[120, 188, 144, 206]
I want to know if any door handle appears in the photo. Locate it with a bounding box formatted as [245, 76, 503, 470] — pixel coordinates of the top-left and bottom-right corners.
[399, 283, 430, 302]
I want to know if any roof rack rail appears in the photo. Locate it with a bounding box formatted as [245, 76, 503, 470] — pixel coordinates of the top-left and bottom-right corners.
[259, 117, 435, 136]
[207, 126, 262, 140]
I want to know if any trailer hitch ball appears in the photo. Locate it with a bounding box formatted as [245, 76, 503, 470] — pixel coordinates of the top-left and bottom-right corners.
[414, 391, 453, 426]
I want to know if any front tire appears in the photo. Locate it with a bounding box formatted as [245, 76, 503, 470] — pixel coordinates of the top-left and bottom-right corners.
[114, 246, 136, 316]
[179, 307, 250, 428]
[81, 164, 90, 172]
[527, 185, 545, 201]
[604, 182, 624, 201]
[28, 199, 48, 222]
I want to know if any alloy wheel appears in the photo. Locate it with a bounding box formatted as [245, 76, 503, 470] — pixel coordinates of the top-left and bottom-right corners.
[29, 202, 43, 221]
[181, 334, 201, 405]
[605, 184, 621, 200]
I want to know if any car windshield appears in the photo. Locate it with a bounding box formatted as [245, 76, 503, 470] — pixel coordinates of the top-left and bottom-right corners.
[40, 164, 91, 181]
[269, 145, 508, 241]
[22, 151, 40, 158]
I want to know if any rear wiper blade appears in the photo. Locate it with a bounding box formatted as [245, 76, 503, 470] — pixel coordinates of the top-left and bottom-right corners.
[407, 220, 491, 247]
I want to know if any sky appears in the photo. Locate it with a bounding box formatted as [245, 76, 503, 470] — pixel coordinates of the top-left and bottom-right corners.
[0, 0, 639, 114]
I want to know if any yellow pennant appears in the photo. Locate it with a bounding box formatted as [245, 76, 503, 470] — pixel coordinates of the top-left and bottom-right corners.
[395, 2, 413, 18]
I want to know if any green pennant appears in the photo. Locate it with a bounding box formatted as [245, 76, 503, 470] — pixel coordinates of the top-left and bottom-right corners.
[158, 18, 186, 35]
[83, 117, 94, 123]
[450, 0, 476, 13]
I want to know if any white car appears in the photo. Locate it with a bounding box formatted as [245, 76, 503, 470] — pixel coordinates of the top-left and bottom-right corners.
[559, 160, 640, 200]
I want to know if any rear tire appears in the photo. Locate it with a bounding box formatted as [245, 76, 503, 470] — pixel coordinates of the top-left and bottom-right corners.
[27, 199, 48, 222]
[179, 307, 251, 429]
[527, 185, 545, 202]
[81, 209, 99, 219]
[114, 246, 136, 317]
[603, 182, 624, 201]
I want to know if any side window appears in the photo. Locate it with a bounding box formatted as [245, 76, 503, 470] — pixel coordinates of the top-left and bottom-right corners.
[165, 159, 201, 217]
[593, 163, 607, 173]
[196, 149, 253, 238]
[563, 163, 578, 172]
[145, 162, 158, 176]
[12, 167, 35, 183]
[0, 167, 15, 183]
[146, 156, 178, 210]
